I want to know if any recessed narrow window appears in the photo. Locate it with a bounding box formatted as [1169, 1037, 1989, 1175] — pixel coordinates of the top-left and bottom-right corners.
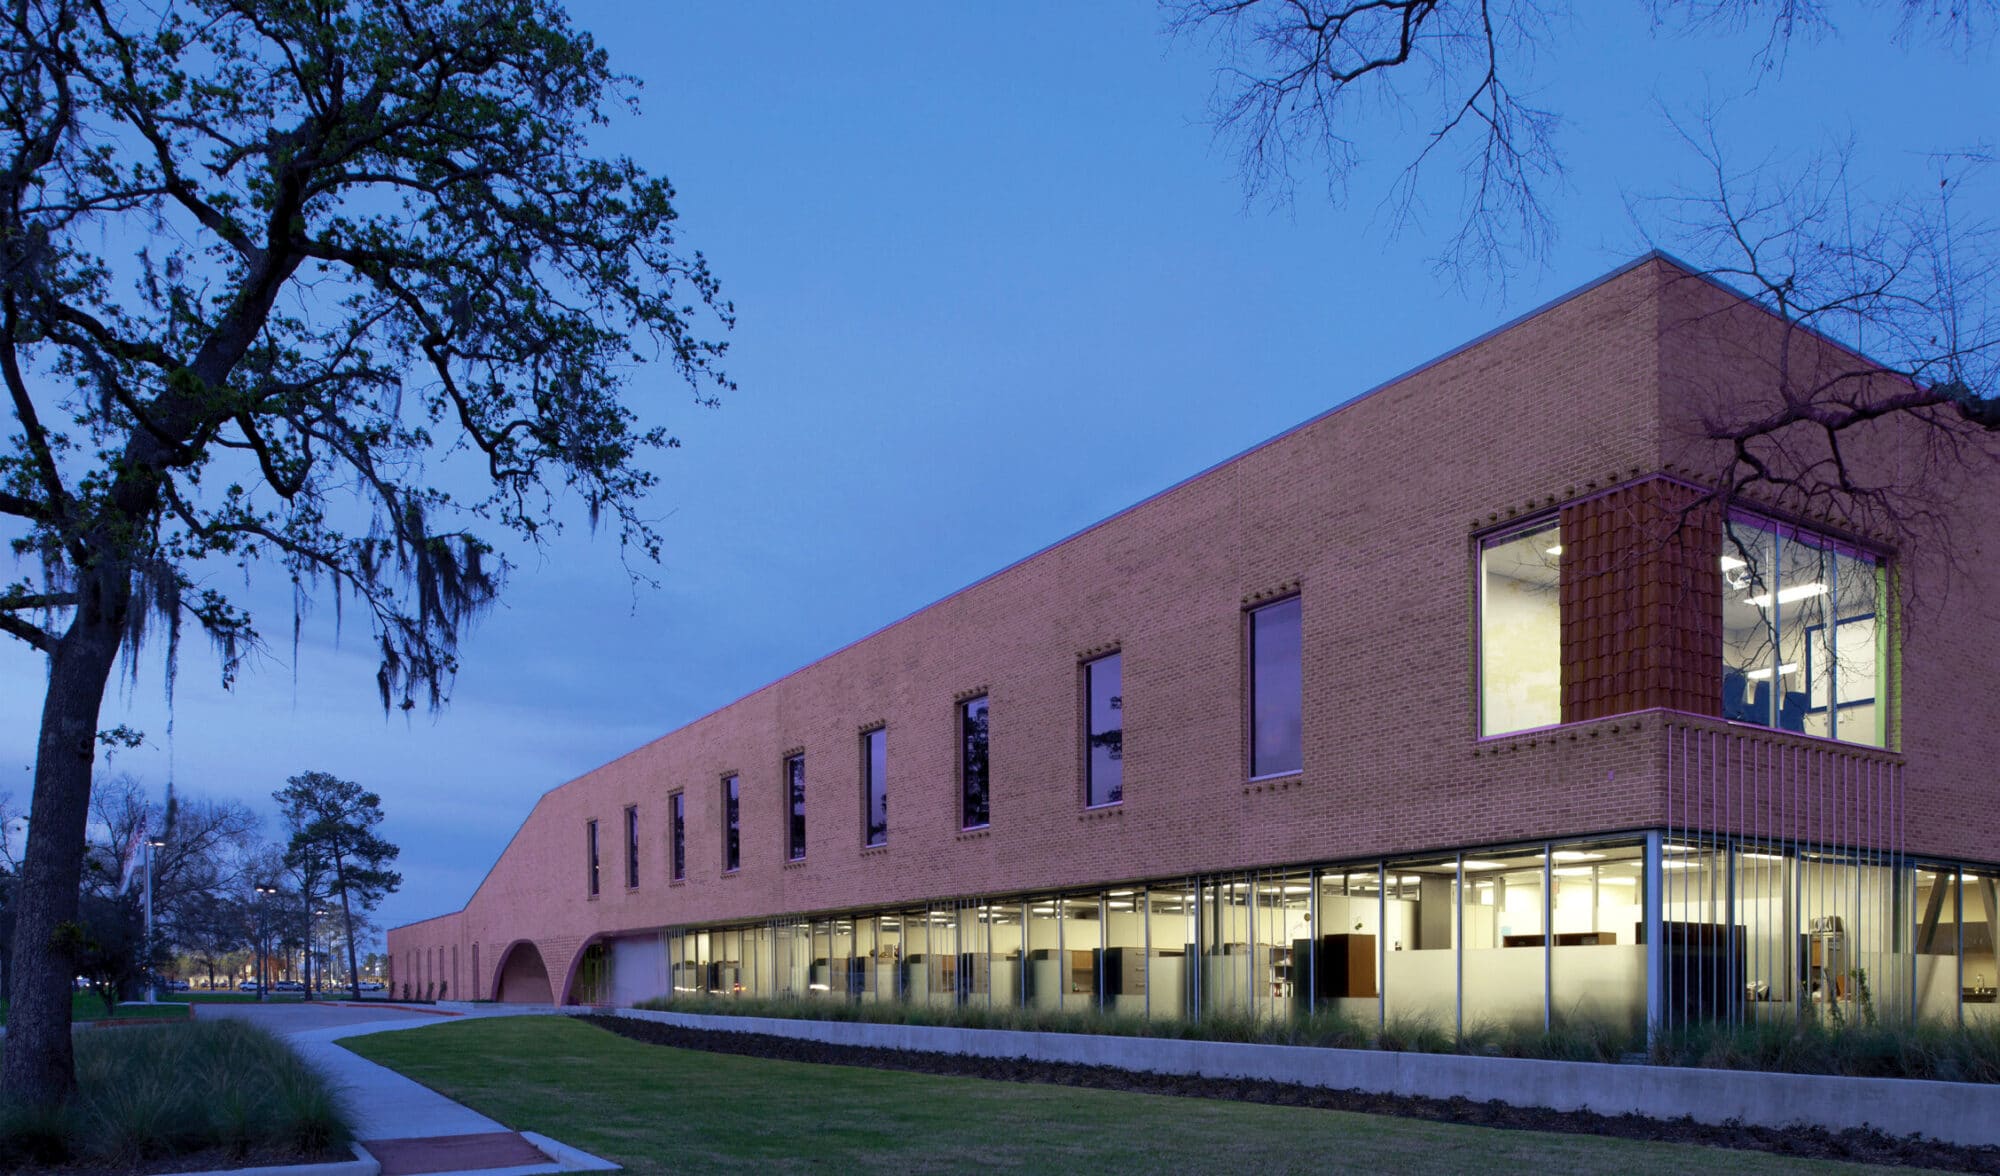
[862, 727, 888, 847]
[624, 805, 640, 889]
[1248, 596, 1303, 777]
[785, 754, 807, 861]
[585, 819, 600, 897]
[1085, 653, 1123, 807]
[721, 775, 740, 872]
[669, 793, 686, 881]
[1479, 522, 1561, 736]
[960, 696, 990, 829]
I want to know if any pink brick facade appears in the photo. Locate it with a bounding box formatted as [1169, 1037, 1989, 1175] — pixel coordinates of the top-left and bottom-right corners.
[389, 257, 2000, 1014]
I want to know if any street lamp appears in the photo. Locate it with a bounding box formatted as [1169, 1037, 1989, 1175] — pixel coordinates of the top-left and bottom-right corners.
[253, 883, 278, 1002]
[144, 834, 167, 1003]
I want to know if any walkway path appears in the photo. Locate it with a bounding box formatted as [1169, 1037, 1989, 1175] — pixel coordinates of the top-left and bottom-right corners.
[200, 1002, 612, 1175]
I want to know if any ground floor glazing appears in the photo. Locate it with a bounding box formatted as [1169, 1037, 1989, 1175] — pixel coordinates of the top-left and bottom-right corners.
[573, 831, 2000, 1033]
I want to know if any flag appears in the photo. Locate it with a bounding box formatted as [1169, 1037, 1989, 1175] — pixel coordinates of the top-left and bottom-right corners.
[117, 814, 148, 894]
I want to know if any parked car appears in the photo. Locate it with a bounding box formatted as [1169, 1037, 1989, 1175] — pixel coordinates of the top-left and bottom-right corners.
[167, 978, 191, 991]
[238, 979, 261, 992]
[272, 980, 305, 992]
[357, 980, 385, 992]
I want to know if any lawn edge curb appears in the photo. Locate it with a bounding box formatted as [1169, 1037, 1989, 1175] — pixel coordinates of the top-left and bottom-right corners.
[610, 1007, 2000, 1149]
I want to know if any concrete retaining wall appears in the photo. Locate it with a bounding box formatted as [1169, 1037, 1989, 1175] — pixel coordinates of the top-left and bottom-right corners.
[613, 1008, 2000, 1149]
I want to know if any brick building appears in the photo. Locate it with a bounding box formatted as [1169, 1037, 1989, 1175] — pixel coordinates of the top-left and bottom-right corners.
[389, 255, 2000, 1036]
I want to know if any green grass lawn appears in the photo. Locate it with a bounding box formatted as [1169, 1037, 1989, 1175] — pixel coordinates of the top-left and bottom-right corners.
[0, 991, 190, 1025]
[342, 1017, 1894, 1175]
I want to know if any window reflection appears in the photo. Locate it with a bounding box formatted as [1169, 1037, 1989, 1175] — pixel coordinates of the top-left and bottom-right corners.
[1249, 597, 1302, 776]
[863, 728, 887, 847]
[1086, 653, 1123, 806]
[1722, 517, 1883, 746]
[960, 696, 990, 829]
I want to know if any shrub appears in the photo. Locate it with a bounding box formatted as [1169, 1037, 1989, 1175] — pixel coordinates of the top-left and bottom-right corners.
[639, 992, 2000, 1082]
[0, 1019, 353, 1168]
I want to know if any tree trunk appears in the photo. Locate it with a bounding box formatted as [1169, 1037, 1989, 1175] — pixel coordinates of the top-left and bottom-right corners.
[0, 597, 127, 1108]
[335, 857, 361, 1001]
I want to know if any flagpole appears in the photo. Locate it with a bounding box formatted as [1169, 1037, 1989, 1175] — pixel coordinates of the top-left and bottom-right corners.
[144, 837, 155, 1004]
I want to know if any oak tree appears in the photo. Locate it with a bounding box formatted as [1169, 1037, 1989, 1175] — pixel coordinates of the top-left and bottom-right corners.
[0, 0, 730, 1105]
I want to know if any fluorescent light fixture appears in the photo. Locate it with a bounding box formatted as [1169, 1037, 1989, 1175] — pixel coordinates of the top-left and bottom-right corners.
[1552, 866, 1596, 876]
[1740, 851, 1785, 861]
[1745, 582, 1827, 608]
[1721, 554, 1748, 571]
[1546, 544, 1564, 556]
[1461, 859, 1509, 871]
[1107, 889, 1136, 897]
[1107, 900, 1134, 909]
[1744, 663, 1800, 681]
[1551, 850, 1605, 862]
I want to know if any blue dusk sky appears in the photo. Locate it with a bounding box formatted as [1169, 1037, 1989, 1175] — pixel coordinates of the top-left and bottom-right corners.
[1, 3, 1992, 938]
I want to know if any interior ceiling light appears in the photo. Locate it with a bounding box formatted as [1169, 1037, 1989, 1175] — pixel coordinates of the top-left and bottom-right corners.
[1745, 582, 1828, 608]
[1551, 850, 1605, 862]
[1460, 859, 1510, 870]
[1745, 663, 1801, 681]
[1721, 554, 1749, 571]
[1546, 544, 1563, 556]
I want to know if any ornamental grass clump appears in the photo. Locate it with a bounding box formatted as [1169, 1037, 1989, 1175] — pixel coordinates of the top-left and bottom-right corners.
[0, 1019, 352, 1169]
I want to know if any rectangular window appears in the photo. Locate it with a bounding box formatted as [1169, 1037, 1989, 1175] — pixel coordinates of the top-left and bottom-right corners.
[1722, 516, 1884, 746]
[960, 696, 990, 829]
[1248, 596, 1303, 777]
[862, 728, 888, 847]
[669, 793, 686, 881]
[722, 775, 740, 872]
[624, 805, 640, 889]
[1479, 521, 1562, 736]
[585, 819, 600, 897]
[1085, 653, 1123, 807]
[786, 754, 807, 861]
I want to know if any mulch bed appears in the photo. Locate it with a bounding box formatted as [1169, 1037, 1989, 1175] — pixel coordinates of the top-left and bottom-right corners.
[2, 1143, 346, 1176]
[585, 1014, 2000, 1173]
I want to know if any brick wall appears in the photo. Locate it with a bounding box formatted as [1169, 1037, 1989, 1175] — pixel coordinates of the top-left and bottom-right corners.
[390, 256, 2000, 1002]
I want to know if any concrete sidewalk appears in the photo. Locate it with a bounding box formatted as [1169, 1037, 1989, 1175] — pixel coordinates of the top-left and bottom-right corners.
[286, 1009, 616, 1176]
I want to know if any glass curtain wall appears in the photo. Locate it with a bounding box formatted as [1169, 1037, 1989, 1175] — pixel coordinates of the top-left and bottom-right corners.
[1384, 857, 1458, 1030]
[658, 836, 2000, 1030]
[1023, 896, 1062, 1009]
[1550, 840, 1646, 1035]
[1103, 888, 1146, 1014]
[1460, 849, 1547, 1029]
[1313, 868, 1382, 1022]
[1147, 883, 1196, 1019]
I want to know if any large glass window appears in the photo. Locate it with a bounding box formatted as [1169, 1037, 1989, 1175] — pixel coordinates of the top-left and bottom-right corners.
[1722, 516, 1884, 746]
[1085, 653, 1123, 807]
[863, 728, 888, 847]
[585, 819, 600, 897]
[960, 696, 990, 829]
[669, 793, 686, 882]
[721, 775, 740, 872]
[1248, 597, 1302, 777]
[785, 754, 807, 862]
[1479, 522, 1561, 736]
[625, 805, 641, 889]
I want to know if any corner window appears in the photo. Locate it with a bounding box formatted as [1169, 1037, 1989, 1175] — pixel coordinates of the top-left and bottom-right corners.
[1479, 522, 1562, 736]
[669, 793, 686, 882]
[960, 696, 990, 829]
[585, 819, 600, 897]
[785, 754, 807, 861]
[721, 775, 740, 872]
[624, 805, 640, 889]
[1248, 596, 1302, 777]
[863, 728, 888, 847]
[1085, 653, 1123, 807]
[1722, 516, 1884, 746]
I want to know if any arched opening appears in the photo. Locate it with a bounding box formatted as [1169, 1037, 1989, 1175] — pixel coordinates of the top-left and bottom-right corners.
[493, 940, 553, 1003]
[562, 940, 611, 1006]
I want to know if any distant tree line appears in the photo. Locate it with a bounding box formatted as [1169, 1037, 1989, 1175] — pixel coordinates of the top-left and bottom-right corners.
[0, 770, 398, 1004]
